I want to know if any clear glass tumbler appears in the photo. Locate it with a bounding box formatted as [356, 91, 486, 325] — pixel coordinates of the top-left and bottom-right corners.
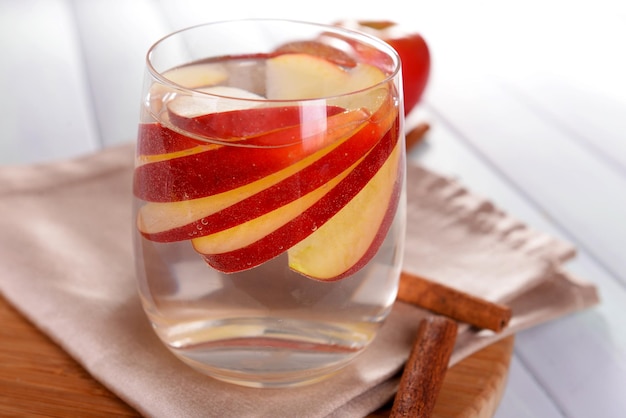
[132, 19, 406, 388]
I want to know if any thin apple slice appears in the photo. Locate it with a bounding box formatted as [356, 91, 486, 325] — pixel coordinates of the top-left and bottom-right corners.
[147, 63, 230, 117]
[167, 85, 342, 143]
[169, 102, 345, 143]
[274, 41, 357, 68]
[194, 113, 400, 274]
[142, 89, 343, 159]
[136, 122, 212, 156]
[134, 106, 370, 202]
[266, 53, 388, 112]
[266, 53, 385, 99]
[143, 83, 250, 156]
[287, 141, 403, 281]
[162, 63, 229, 88]
[167, 86, 265, 120]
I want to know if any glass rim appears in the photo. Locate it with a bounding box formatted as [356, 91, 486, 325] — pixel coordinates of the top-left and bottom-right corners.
[145, 18, 402, 103]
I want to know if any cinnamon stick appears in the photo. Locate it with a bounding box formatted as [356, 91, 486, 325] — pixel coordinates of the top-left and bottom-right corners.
[390, 316, 458, 418]
[405, 122, 430, 150]
[398, 272, 512, 332]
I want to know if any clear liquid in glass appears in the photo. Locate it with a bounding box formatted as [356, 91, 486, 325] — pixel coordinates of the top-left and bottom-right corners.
[133, 48, 405, 388]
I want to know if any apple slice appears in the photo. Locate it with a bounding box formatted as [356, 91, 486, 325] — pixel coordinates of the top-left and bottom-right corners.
[193, 113, 400, 273]
[287, 141, 403, 281]
[136, 122, 211, 156]
[266, 53, 388, 112]
[274, 40, 357, 68]
[162, 63, 229, 88]
[167, 85, 265, 120]
[139, 87, 266, 159]
[142, 85, 344, 158]
[169, 102, 345, 144]
[133, 106, 370, 203]
[147, 63, 230, 117]
[143, 81, 250, 156]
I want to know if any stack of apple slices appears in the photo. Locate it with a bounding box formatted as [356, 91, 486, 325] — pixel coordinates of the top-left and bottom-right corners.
[134, 51, 403, 281]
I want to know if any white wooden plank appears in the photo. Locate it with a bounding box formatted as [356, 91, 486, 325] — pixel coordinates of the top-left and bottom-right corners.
[71, 0, 172, 147]
[486, 4, 626, 178]
[410, 105, 626, 348]
[409, 106, 626, 418]
[506, 77, 626, 175]
[0, 0, 99, 165]
[424, 76, 626, 286]
[411, 0, 626, 198]
[517, 306, 626, 417]
[494, 356, 564, 418]
[413, 1, 626, 87]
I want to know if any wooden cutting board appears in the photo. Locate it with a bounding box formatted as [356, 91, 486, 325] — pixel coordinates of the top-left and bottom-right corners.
[0, 294, 514, 417]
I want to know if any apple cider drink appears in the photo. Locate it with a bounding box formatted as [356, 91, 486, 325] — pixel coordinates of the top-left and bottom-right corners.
[133, 20, 406, 387]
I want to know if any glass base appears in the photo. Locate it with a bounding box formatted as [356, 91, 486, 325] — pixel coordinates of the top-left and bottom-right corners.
[161, 318, 374, 388]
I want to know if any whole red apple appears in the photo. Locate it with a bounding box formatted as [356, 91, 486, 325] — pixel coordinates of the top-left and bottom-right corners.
[334, 20, 430, 116]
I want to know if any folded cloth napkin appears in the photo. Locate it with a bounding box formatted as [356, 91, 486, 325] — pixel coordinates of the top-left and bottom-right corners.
[0, 143, 598, 417]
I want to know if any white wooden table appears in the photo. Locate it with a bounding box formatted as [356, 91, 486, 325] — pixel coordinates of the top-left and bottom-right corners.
[2, 1, 625, 416]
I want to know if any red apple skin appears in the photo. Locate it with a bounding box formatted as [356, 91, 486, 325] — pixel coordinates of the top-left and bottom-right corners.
[136, 123, 203, 155]
[305, 147, 405, 282]
[197, 115, 400, 274]
[167, 105, 345, 142]
[384, 33, 430, 116]
[333, 20, 430, 116]
[133, 107, 366, 203]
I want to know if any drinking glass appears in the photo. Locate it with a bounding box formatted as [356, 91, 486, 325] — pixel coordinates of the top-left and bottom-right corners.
[132, 19, 406, 388]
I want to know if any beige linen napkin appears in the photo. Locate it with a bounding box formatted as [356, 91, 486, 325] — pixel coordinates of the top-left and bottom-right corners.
[0, 144, 598, 417]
